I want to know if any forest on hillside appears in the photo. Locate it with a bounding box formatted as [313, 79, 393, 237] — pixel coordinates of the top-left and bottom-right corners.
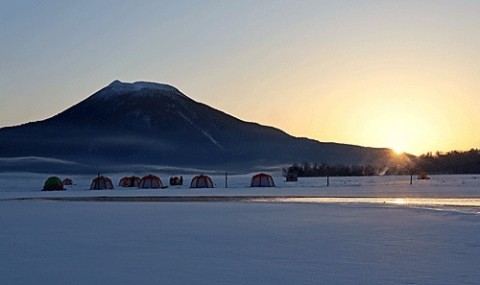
[284, 149, 480, 177]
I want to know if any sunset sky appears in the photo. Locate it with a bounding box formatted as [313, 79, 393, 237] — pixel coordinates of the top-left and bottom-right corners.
[1, 1, 479, 155]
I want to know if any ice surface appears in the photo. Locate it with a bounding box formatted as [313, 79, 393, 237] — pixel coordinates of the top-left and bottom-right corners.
[1, 174, 479, 284]
[1, 200, 479, 284]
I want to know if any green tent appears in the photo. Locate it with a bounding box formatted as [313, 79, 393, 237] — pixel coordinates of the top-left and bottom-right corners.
[42, 176, 65, 191]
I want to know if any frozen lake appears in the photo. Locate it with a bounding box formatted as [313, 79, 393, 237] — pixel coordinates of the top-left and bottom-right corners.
[1, 173, 480, 284]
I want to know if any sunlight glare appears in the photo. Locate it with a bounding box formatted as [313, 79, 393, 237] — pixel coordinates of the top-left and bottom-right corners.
[394, 198, 407, 205]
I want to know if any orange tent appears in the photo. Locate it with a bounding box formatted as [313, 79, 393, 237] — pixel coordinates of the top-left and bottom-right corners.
[190, 175, 214, 188]
[251, 173, 275, 187]
[139, 174, 164, 189]
[90, 176, 114, 190]
[119, 176, 141, 187]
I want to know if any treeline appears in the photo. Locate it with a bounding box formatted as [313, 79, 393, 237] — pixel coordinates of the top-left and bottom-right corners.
[415, 149, 480, 174]
[283, 162, 380, 177]
[284, 149, 480, 177]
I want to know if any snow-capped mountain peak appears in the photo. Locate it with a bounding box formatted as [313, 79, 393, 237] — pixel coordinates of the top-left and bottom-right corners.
[101, 80, 187, 99]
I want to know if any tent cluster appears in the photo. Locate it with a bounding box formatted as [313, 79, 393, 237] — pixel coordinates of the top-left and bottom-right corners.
[42, 173, 276, 191]
[90, 174, 166, 190]
[107, 174, 214, 189]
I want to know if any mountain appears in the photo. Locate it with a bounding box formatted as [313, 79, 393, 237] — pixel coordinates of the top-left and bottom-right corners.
[0, 80, 400, 173]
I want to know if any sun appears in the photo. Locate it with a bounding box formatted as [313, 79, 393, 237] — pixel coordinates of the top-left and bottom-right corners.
[392, 146, 404, 155]
[388, 131, 409, 155]
[391, 137, 407, 154]
[319, 85, 449, 156]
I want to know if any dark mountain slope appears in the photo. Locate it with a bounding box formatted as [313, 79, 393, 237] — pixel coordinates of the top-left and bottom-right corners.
[0, 80, 397, 172]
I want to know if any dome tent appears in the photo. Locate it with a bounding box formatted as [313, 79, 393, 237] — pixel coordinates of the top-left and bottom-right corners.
[251, 173, 275, 187]
[119, 176, 141, 187]
[42, 176, 65, 191]
[190, 175, 214, 188]
[90, 175, 114, 190]
[139, 174, 164, 189]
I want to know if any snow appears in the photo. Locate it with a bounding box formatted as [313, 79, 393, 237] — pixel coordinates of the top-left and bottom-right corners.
[103, 80, 187, 99]
[1, 174, 479, 284]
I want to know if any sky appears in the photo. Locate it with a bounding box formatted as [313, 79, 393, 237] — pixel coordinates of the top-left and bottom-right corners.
[1, 0, 479, 155]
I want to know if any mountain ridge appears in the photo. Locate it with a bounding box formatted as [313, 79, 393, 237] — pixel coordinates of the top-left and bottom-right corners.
[0, 80, 400, 173]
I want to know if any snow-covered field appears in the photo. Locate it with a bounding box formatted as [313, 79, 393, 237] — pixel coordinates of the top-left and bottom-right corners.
[1, 173, 479, 284]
